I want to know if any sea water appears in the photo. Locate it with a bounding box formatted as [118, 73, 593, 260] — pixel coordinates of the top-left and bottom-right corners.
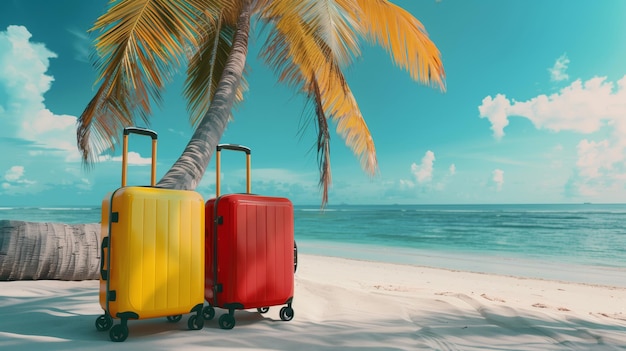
[296, 204, 626, 286]
[2, 204, 625, 285]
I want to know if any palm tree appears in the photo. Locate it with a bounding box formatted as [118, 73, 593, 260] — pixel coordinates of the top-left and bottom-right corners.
[0, 220, 101, 280]
[0, 0, 445, 281]
[77, 0, 445, 204]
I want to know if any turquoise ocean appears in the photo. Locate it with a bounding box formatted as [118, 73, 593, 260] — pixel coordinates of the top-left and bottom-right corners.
[1, 203, 625, 286]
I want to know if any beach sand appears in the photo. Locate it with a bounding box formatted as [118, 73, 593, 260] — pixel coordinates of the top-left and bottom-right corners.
[1, 254, 625, 350]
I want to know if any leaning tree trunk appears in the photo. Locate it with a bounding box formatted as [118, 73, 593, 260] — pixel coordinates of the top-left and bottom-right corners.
[0, 3, 253, 281]
[157, 1, 252, 190]
[0, 220, 101, 280]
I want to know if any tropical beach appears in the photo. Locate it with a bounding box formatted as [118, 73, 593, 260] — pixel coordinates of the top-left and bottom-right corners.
[1, 253, 625, 350]
[2, 1, 626, 350]
[2, 205, 626, 350]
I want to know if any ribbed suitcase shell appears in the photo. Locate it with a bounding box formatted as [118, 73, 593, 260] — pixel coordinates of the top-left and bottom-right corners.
[100, 187, 205, 319]
[205, 194, 294, 310]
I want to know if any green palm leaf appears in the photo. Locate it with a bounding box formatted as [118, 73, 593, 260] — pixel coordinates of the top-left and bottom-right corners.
[78, 0, 225, 162]
[184, 14, 240, 126]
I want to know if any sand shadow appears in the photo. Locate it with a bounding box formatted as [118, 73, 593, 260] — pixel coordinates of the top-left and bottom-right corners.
[2, 281, 626, 350]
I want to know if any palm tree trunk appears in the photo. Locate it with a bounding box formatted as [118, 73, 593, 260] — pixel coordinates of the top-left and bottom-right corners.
[157, 1, 252, 190]
[0, 220, 101, 280]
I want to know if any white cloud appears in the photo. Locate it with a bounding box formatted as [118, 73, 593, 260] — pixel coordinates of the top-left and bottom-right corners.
[411, 151, 435, 183]
[168, 128, 187, 138]
[97, 154, 111, 163]
[120, 152, 153, 166]
[478, 94, 510, 140]
[201, 170, 290, 199]
[76, 177, 92, 190]
[3, 165, 35, 189]
[549, 54, 570, 82]
[396, 154, 455, 196]
[479, 76, 626, 139]
[196, 167, 319, 199]
[449, 164, 456, 175]
[399, 179, 415, 189]
[575, 139, 623, 181]
[4, 166, 24, 182]
[98, 152, 153, 166]
[251, 168, 314, 184]
[479, 74, 626, 199]
[564, 139, 626, 200]
[237, 168, 317, 195]
[66, 28, 90, 63]
[492, 169, 504, 191]
[0, 25, 81, 160]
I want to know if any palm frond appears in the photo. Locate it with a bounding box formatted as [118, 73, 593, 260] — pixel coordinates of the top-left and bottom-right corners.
[185, 15, 235, 126]
[355, 0, 446, 90]
[260, 2, 377, 177]
[259, 1, 324, 89]
[77, 0, 224, 162]
[310, 79, 332, 206]
[316, 64, 378, 175]
[298, 0, 362, 66]
[261, 0, 362, 66]
[78, 74, 136, 164]
[260, 0, 365, 77]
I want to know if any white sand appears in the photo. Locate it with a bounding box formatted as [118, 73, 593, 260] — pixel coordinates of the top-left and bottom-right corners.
[1, 254, 625, 350]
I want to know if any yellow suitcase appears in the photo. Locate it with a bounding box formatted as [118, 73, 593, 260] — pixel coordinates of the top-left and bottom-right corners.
[95, 127, 205, 342]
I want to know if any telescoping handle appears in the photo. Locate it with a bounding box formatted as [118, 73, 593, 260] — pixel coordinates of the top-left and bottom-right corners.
[122, 127, 157, 187]
[215, 144, 251, 197]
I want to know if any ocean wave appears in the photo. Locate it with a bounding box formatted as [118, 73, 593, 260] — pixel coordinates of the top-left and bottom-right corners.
[0, 207, 15, 210]
[297, 208, 339, 212]
[38, 207, 94, 211]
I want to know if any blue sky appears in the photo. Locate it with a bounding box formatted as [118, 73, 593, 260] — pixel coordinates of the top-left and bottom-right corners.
[1, 0, 626, 206]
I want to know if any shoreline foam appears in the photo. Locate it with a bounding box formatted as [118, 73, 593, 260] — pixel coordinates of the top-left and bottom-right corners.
[300, 241, 626, 288]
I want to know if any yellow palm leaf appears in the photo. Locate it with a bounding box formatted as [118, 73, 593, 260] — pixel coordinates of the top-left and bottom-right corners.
[296, 0, 362, 66]
[355, 0, 446, 90]
[261, 0, 362, 69]
[261, 2, 378, 177]
[316, 64, 378, 175]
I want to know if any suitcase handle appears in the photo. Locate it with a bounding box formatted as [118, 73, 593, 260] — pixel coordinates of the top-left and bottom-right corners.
[100, 236, 109, 280]
[122, 127, 157, 187]
[215, 144, 251, 197]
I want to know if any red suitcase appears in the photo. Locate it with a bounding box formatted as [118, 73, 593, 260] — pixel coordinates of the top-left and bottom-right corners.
[203, 144, 295, 329]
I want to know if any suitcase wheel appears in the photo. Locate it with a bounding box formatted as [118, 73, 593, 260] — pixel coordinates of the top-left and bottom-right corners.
[218, 314, 236, 330]
[166, 315, 182, 323]
[279, 306, 294, 321]
[187, 314, 204, 330]
[257, 307, 269, 314]
[95, 314, 113, 331]
[109, 324, 129, 342]
[202, 305, 216, 320]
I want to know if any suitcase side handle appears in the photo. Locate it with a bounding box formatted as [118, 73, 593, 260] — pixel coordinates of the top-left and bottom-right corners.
[122, 127, 158, 187]
[100, 236, 109, 280]
[215, 144, 251, 197]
